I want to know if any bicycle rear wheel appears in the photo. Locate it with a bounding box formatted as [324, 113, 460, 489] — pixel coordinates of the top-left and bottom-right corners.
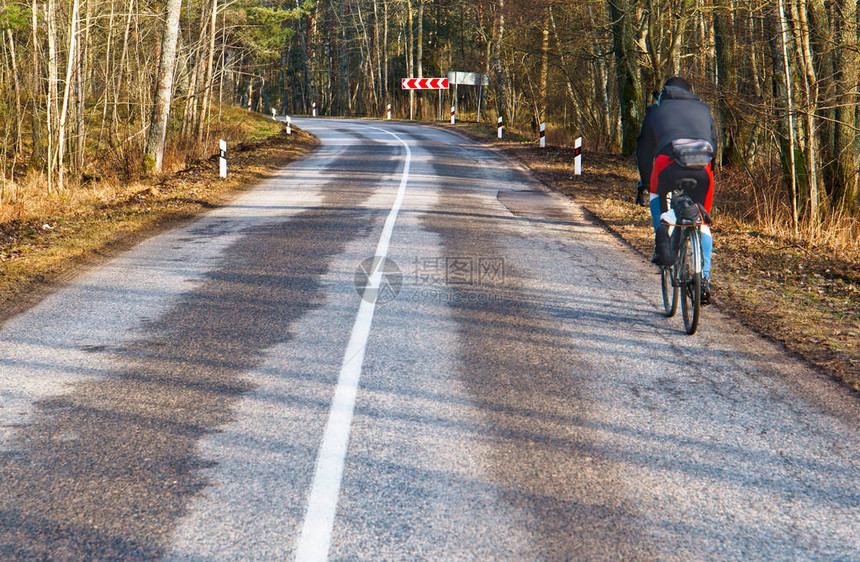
[679, 229, 702, 335]
[661, 266, 678, 317]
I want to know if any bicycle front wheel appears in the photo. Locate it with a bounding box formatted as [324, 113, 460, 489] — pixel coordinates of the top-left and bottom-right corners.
[661, 266, 678, 317]
[679, 229, 702, 335]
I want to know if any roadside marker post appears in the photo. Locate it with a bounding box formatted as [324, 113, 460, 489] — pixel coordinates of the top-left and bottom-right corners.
[540, 123, 546, 148]
[312, 102, 317, 117]
[287, 116, 292, 135]
[219, 139, 227, 178]
[271, 107, 277, 119]
[387, 104, 392, 120]
[451, 105, 456, 124]
[498, 116, 503, 139]
[575, 137, 582, 175]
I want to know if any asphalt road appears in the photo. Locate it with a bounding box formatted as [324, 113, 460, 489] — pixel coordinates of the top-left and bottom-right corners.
[1, 119, 859, 560]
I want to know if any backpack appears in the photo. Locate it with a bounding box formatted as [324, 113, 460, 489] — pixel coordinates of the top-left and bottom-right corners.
[671, 138, 714, 169]
[671, 194, 701, 224]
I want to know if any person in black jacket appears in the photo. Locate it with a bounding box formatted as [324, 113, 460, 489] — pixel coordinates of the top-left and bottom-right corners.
[636, 77, 716, 304]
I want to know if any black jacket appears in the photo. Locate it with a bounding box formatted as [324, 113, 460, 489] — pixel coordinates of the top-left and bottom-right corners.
[636, 85, 716, 187]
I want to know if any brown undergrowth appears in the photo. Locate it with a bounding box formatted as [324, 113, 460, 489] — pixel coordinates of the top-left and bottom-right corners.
[0, 118, 317, 325]
[455, 122, 860, 389]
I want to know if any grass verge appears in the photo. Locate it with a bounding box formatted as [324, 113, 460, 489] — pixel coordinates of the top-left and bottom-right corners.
[454, 121, 860, 389]
[0, 113, 317, 325]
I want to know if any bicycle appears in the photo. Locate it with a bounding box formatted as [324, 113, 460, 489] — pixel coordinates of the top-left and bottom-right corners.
[659, 179, 705, 335]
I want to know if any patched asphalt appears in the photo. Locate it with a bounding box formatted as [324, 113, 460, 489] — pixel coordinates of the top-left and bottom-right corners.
[1, 120, 860, 560]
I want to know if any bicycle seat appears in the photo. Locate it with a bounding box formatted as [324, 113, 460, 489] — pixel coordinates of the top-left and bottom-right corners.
[674, 178, 698, 196]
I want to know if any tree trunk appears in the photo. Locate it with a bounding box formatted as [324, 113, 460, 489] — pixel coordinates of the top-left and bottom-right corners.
[29, 0, 43, 168]
[74, 13, 85, 174]
[792, 0, 822, 224]
[383, 0, 389, 103]
[539, 8, 549, 126]
[832, 0, 860, 211]
[97, 0, 116, 150]
[144, 0, 183, 173]
[112, 0, 135, 144]
[406, 0, 414, 119]
[181, 5, 208, 143]
[776, 0, 800, 233]
[197, 0, 219, 145]
[46, 0, 59, 190]
[491, 0, 508, 123]
[550, 6, 580, 125]
[714, 0, 738, 165]
[808, 0, 835, 197]
[608, 0, 641, 155]
[417, 0, 423, 117]
[6, 30, 23, 154]
[353, 0, 377, 112]
[56, 0, 80, 191]
[373, 0, 382, 110]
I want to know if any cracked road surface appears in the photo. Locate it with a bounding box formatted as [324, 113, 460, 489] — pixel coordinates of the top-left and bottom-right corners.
[1, 119, 859, 560]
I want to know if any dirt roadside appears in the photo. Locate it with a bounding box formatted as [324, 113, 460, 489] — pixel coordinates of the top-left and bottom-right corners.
[453, 124, 859, 390]
[0, 126, 317, 326]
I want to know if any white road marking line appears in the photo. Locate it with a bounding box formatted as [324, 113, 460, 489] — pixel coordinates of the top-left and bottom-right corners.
[294, 125, 412, 562]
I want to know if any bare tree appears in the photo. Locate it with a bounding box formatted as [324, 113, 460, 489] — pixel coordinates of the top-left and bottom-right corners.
[832, 0, 860, 211]
[144, 0, 183, 173]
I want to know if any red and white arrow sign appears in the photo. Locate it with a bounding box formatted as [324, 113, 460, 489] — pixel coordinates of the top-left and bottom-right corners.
[401, 77, 450, 90]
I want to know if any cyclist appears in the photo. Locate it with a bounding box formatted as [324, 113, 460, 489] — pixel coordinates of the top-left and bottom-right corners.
[636, 76, 716, 304]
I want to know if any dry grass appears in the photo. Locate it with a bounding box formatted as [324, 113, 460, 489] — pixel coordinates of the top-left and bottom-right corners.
[718, 165, 860, 261]
[0, 111, 317, 323]
[451, 122, 860, 389]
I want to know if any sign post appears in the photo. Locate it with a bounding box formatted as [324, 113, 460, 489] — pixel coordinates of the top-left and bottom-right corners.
[219, 139, 227, 178]
[438, 90, 442, 121]
[447, 72, 490, 123]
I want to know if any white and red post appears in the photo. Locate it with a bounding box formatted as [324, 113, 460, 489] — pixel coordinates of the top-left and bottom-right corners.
[219, 139, 227, 178]
[574, 137, 582, 175]
[387, 104, 392, 120]
[540, 123, 546, 148]
[286, 116, 291, 135]
[312, 102, 317, 117]
[451, 105, 456, 124]
[498, 116, 503, 139]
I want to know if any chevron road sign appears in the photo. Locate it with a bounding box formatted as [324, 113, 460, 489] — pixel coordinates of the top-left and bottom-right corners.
[401, 77, 449, 89]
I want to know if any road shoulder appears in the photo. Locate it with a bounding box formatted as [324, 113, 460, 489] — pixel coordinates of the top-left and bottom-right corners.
[447, 123, 859, 391]
[0, 127, 318, 327]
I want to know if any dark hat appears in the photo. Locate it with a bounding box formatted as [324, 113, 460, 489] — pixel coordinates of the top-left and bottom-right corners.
[663, 76, 693, 92]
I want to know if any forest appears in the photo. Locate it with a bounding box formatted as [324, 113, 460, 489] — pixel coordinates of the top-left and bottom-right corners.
[0, 0, 858, 246]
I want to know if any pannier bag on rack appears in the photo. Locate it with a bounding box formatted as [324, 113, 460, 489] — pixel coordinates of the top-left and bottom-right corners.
[671, 138, 714, 169]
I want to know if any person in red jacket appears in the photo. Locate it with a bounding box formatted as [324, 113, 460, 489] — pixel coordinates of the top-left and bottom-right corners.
[636, 77, 716, 304]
